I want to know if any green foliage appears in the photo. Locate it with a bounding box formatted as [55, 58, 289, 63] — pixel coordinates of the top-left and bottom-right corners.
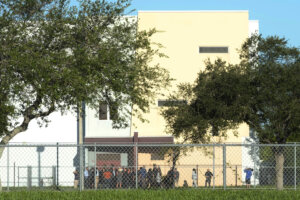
[0, 0, 170, 142]
[162, 34, 300, 144]
[1, 190, 300, 200]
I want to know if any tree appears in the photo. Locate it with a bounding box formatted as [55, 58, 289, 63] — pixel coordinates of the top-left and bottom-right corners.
[161, 35, 300, 190]
[0, 0, 170, 187]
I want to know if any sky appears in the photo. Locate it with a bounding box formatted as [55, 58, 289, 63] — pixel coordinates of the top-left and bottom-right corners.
[71, 0, 300, 47]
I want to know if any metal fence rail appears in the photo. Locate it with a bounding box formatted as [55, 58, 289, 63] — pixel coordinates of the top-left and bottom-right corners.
[0, 143, 299, 191]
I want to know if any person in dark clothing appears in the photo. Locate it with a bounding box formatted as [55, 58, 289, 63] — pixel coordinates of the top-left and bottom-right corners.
[147, 168, 154, 189]
[130, 168, 135, 188]
[164, 168, 174, 189]
[88, 168, 95, 189]
[98, 168, 104, 189]
[183, 180, 189, 188]
[152, 164, 159, 188]
[138, 166, 147, 189]
[126, 168, 132, 189]
[122, 168, 127, 188]
[73, 169, 80, 189]
[204, 169, 213, 187]
[111, 166, 117, 188]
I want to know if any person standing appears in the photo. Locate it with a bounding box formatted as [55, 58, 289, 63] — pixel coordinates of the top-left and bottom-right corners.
[95, 167, 100, 189]
[111, 166, 117, 188]
[130, 167, 136, 188]
[123, 168, 129, 188]
[152, 164, 158, 188]
[116, 168, 123, 189]
[192, 168, 197, 188]
[138, 166, 147, 189]
[73, 169, 80, 189]
[84, 167, 89, 189]
[165, 167, 174, 189]
[204, 169, 213, 187]
[174, 168, 180, 187]
[156, 166, 162, 188]
[103, 168, 112, 189]
[146, 168, 154, 189]
[98, 167, 104, 189]
[88, 167, 95, 189]
[244, 168, 253, 189]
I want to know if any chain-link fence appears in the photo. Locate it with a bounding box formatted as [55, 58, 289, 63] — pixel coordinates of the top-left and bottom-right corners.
[0, 143, 299, 191]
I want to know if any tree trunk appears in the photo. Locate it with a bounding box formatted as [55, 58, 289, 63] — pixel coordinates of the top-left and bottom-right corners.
[0, 146, 5, 191]
[275, 152, 284, 190]
[0, 99, 54, 191]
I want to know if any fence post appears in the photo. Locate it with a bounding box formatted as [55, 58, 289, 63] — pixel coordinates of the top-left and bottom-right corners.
[254, 144, 256, 188]
[56, 142, 59, 187]
[18, 166, 19, 187]
[38, 150, 41, 188]
[13, 162, 15, 188]
[7, 144, 9, 191]
[235, 165, 237, 187]
[52, 166, 56, 187]
[295, 143, 297, 190]
[213, 144, 215, 189]
[94, 143, 96, 190]
[135, 143, 138, 189]
[79, 144, 84, 191]
[196, 164, 199, 187]
[27, 166, 32, 189]
[223, 144, 226, 190]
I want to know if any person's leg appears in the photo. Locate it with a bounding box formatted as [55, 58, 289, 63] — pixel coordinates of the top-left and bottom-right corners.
[96, 177, 99, 189]
[74, 180, 78, 189]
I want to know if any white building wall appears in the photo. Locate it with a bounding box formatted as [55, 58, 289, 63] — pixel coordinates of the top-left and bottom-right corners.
[85, 106, 130, 138]
[240, 20, 260, 186]
[0, 111, 77, 187]
[249, 20, 259, 37]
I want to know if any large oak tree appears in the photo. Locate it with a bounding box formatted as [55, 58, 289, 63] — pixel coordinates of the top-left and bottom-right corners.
[0, 0, 170, 164]
[162, 35, 300, 190]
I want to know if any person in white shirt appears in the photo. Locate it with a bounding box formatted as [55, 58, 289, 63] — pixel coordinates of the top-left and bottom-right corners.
[192, 168, 197, 187]
[95, 167, 100, 189]
[84, 167, 89, 189]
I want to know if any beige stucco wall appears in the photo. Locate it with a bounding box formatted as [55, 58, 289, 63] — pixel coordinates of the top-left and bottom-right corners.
[131, 12, 253, 186]
[132, 11, 250, 142]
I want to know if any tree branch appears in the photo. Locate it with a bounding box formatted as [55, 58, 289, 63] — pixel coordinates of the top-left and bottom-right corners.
[0, 99, 55, 145]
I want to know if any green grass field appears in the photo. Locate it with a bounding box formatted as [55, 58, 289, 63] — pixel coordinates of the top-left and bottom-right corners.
[1, 189, 300, 200]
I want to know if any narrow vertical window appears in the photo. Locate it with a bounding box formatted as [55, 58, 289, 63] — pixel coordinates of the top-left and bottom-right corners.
[99, 103, 108, 120]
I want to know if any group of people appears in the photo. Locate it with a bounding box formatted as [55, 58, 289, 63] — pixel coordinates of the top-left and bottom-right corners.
[74, 166, 254, 189]
[74, 165, 137, 189]
[73, 164, 181, 189]
[191, 168, 214, 188]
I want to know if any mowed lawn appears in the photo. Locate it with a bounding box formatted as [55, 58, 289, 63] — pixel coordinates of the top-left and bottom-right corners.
[1, 189, 300, 200]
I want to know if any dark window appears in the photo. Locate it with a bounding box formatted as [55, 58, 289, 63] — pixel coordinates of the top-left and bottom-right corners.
[158, 100, 187, 107]
[97, 154, 120, 161]
[99, 103, 108, 120]
[109, 105, 118, 121]
[199, 47, 228, 53]
[151, 153, 164, 160]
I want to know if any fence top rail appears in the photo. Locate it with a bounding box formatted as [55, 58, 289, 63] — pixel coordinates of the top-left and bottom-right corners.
[0, 143, 300, 147]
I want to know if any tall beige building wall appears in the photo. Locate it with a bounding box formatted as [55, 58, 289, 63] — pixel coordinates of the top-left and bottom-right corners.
[132, 11, 251, 142]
